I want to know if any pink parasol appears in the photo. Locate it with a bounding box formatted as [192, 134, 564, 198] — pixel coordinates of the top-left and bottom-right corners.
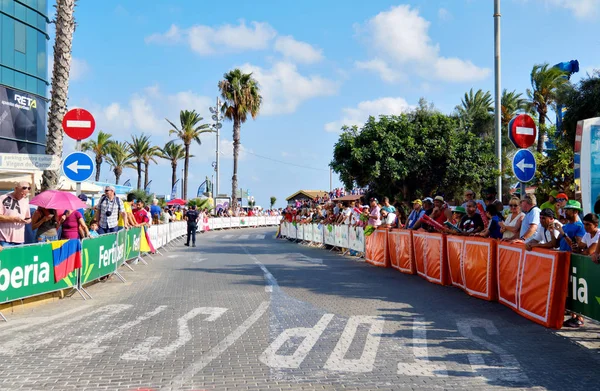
[167, 198, 187, 206]
[30, 190, 88, 211]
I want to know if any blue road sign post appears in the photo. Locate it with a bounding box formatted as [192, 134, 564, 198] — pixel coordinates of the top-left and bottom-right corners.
[512, 149, 536, 183]
[62, 152, 95, 183]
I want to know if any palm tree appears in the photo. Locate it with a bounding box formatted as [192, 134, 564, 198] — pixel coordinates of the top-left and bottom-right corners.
[82, 131, 113, 181]
[141, 144, 160, 189]
[105, 141, 134, 185]
[218, 69, 262, 209]
[527, 63, 569, 152]
[159, 141, 186, 190]
[127, 134, 152, 189]
[41, 0, 76, 190]
[166, 110, 212, 199]
[501, 89, 528, 129]
[457, 88, 494, 118]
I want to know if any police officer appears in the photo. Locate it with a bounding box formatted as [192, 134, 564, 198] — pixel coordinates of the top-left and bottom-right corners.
[184, 205, 200, 247]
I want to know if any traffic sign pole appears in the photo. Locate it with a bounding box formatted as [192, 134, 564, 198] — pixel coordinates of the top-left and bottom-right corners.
[76, 140, 82, 196]
[62, 108, 96, 196]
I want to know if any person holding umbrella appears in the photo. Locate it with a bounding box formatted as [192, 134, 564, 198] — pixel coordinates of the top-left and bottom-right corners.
[29, 189, 91, 240]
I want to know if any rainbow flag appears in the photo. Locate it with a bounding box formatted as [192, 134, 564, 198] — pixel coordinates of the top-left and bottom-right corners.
[51, 239, 82, 282]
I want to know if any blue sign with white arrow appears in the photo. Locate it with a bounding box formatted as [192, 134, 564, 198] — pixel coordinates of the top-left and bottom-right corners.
[512, 148, 537, 183]
[62, 152, 94, 182]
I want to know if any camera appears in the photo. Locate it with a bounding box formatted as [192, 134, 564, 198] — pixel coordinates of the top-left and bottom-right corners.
[105, 210, 112, 217]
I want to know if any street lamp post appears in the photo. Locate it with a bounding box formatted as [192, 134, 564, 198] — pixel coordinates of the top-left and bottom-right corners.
[209, 97, 223, 197]
[494, 0, 502, 198]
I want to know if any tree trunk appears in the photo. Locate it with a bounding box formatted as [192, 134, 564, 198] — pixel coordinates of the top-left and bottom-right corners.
[114, 168, 121, 185]
[136, 162, 142, 189]
[536, 107, 546, 153]
[231, 119, 241, 209]
[42, 0, 76, 191]
[171, 162, 177, 189]
[183, 143, 190, 199]
[144, 162, 149, 188]
[95, 155, 102, 181]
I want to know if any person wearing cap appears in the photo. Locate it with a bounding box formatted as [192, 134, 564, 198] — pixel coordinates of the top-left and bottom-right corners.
[94, 186, 127, 234]
[556, 200, 585, 252]
[554, 193, 569, 223]
[368, 198, 381, 227]
[406, 199, 425, 229]
[412, 197, 434, 231]
[484, 187, 500, 207]
[517, 194, 540, 242]
[540, 190, 559, 212]
[432, 196, 447, 226]
[523, 208, 561, 250]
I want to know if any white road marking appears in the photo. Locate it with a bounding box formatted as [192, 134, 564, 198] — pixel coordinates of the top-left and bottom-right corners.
[260, 314, 334, 369]
[239, 234, 250, 240]
[456, 318, 528, 382]
[0, 304, 132, 355]
[223, 235, 233, 239]
[167, 255, 178, 259]
[121, 307, 228, 361]
[52, 305, 167, 358]
[397, 318, 447, 377]
[324, 315, 385, 372]
[192, 258, 207, 263]
[164, 301, 270, 391]
[288, 252, 323, 264]
[255, 234, 266, 240]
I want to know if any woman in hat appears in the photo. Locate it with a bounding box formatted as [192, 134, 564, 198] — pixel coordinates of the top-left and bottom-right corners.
[499, 197, 525, 240]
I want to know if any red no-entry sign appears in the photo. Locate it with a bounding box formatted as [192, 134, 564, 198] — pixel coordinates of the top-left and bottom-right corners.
[508, 114, 537, 149]
[62, 108, 96, 140]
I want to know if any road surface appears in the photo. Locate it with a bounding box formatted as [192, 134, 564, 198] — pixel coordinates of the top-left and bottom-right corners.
[0, 227, 598, 391]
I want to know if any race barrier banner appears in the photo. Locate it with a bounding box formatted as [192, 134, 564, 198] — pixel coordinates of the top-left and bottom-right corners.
[230, 217, 240, 228]
[388, 229, 415, 274]
[324, 225, 335, 246]
[335, 225, 349, 249]
[124, 227, 142, 262]
[80, 232, 125, 285]
[446, 236, 496, 301]
[365, 228, 389, 267]
[497, 243, 570, 329]
[298, 224, 305, 241]
[412, 232, 448, 286]
[312, 224, 323, 244]
[0, 242, 76, 304]
[566, 254, 600, 322]
[348, 226, 365, 254]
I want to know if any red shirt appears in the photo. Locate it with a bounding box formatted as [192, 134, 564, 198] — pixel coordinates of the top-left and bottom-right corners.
[133, 208, 149, 224]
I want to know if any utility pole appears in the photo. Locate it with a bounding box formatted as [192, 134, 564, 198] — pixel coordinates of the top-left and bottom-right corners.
[494, 0, 502, 199]
[209, 97, 223, 196]
[329, 168, 332, 192]
[181, 168, 184, 199]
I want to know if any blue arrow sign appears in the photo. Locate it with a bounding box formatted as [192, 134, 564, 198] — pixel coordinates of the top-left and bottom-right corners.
[62, 152, 94, 182]
[512, 149, 536, 183]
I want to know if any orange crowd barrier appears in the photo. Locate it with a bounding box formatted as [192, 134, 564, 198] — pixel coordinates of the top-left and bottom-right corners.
[412, 232, 449, 285]
[446, 236, 497, 301]
[497, 243, 570, 329]
[388, 229, 415, 274]
[365, 227, 389, 267]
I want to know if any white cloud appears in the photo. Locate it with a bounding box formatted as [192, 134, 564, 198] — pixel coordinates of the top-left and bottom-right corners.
[240, 62, 339, 115]
[324, 97, 414, 132]
[147, 20, 276, 55]
[273, 36, 323, 64]
[438, 8, 452, 20]
[47, 56, 90, 81]
[355, 5, 490, 83]
[355, 59, 404, 82]
[541, 0, 600, 19]
[219, 138, 248, 160]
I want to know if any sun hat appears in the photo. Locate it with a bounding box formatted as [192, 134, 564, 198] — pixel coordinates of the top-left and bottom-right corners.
[564, 200, 583, 212]
[556, 193, 569, 201]
[412, 199, 422, 205]
[423, 197, 434, 203]
[549, 190, 559, 198]
[434, 196, 444, 202]
[453, 206, 467, 214]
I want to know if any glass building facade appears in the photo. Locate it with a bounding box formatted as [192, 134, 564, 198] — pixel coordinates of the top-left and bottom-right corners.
[0, 0, 49, 154]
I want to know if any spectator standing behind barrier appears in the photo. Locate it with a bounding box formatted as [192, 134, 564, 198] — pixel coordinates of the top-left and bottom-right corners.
[412, 197, 434, 231]
[478, 204, 503, 239]
[380, 209, 396, 228]
[150, 199, 161, 225]
[517, 194, 540, 242]
[458, 200, 484, 235]
[554, 193, 568, 223]
[368, 198, 381, 227]
[60, 209, 90, 239]
[133, 200, 150, 227]
[0, 181, 31, 247]
[523, 208, 561, 251]
[406, 199, 425, 229]
[31, 206, 58, 242]
[580, 213, 599, 257]
[500, 197, 524, 240]
[539, 190, 559, 211]
[95, 186, 127, 234]
[184, 205, 200, 247]
[556, 200, 585, 252]
[381, 197, 396, 213]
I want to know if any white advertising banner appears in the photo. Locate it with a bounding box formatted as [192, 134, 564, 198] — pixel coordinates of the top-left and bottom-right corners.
[230, 217, 240, 228]
[324, 225, 335, 246]
[349, 226, 365, 253]
[335, 225, 349, 248]
[312, 224, 323, 244]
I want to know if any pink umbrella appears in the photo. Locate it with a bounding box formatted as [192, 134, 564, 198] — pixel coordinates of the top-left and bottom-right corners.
[30, 190, 88, 211]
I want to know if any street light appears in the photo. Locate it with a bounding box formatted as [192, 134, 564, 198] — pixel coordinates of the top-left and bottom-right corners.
[209, 97, 224, 197]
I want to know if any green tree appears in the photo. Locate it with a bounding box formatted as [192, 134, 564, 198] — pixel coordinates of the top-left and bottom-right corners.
[159, 141, 186, 190]
[270, 196, 277, 209]
[527, 63, 570, 152]
[560, 69, 600, 146]
[532, 128, 575, 198]
[166, 110, 212, 199]
[456, 89, 494, 138]
[330, 104, 497, 203]
[128, 134, 153, 190]
[41, 0, 77, 190]
[218, 69, 262, 209]
[105, 141, 134, 185]
[82, 131, 113, 181]
[187, 197, 213, 211]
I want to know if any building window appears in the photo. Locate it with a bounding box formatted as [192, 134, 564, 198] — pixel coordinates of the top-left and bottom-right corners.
[15, 22, 26, 53]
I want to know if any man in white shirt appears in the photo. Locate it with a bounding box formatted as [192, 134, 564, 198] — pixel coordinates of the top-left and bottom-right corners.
[525, 208, 561, 251]
[380, 209, 397, 228]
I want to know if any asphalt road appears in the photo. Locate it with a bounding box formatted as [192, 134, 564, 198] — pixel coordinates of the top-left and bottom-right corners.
[0, 227, 598, 391]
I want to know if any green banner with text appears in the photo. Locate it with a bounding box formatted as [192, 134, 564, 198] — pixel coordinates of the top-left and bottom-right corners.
[0, 243, 76, 304]
[566, 254, 600, 322]
[125, 227, 141, 262]
[80, 232, 125, 285]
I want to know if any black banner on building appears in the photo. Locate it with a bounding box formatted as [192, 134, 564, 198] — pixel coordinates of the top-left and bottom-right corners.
[0, 85, 47, 154]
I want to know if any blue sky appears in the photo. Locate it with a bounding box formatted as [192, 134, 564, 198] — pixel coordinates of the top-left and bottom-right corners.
[58, 0, 600, 207]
